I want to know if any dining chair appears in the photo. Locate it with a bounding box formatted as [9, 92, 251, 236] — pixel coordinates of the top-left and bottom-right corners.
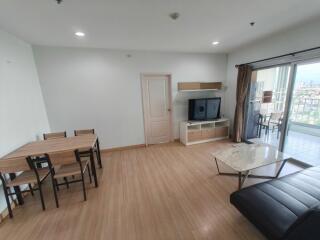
[43, 131, 67, 140]
[74, 129, 102, 168]
[259, 112, 283, 136]
[45, 150, 92, 208]
[74, 129, 95, 158]
[277, 117, 283, 139]
[74, 129, 95, 136]
[0, 157, 50, 218]
[43, 131, 72, 188]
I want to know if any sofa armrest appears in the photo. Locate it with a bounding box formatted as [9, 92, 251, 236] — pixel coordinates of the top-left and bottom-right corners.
[284, 205, 320, 240]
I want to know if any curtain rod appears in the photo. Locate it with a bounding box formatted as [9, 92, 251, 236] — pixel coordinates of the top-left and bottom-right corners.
[235, 46, 320, 68]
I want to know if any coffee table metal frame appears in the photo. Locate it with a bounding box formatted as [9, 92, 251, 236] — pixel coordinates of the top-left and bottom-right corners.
[213, 157, 288, 190]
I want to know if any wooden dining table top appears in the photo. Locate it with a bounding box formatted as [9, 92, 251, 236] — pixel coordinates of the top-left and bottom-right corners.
[1, 134, 98, 160]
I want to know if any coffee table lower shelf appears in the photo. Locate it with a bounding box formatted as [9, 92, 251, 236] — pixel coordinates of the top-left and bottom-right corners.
[214, 158, 288, 190]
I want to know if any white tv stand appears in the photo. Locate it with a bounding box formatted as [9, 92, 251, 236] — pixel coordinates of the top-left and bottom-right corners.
[180, 118, 230, 146]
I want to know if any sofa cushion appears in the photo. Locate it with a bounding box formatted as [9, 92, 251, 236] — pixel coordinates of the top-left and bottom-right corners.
[284, 204, 320, 240]
[230, 166, 320, 240]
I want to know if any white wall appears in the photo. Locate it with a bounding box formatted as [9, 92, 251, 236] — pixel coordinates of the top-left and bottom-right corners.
[33, 46, 227, 149]
[0, 29, 50, 211]
[225, 17, 320, 129]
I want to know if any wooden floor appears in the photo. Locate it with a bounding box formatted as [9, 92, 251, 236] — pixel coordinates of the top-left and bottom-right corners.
[0, 140, 303, 240]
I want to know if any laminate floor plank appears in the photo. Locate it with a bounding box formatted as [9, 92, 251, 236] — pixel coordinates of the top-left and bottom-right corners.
[0, 140, 302, 240]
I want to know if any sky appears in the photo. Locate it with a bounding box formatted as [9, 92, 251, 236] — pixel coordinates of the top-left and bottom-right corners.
[296, 62, 320, 84]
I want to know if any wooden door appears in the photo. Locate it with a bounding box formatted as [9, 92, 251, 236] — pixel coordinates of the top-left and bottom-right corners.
[141, 74, 173, 145]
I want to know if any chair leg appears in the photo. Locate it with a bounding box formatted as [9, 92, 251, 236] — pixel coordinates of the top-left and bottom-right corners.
[51, 177, 59, 208]
[80, 172, 87, 201]
[258, 125, 262, 138]
[96, 138, 103, 168]
[28, 184, 34, 196]
[87, 165, 92, 184]
[7, 188, 17, 206]
[38, 183, 46, 211]
[3, 187, 13, 218]
[64, 177, 69, 189]
[55, 179, 60, 191]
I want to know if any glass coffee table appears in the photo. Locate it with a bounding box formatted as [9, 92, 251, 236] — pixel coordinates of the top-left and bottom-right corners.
[212, 143, 290, 190]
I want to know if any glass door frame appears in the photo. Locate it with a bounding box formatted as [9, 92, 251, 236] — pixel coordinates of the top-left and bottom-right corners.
[243, 63, 291, 144]
[278, 63, 296, 152]
[279, 58, 320, 153]
[244, 56, 320, 153]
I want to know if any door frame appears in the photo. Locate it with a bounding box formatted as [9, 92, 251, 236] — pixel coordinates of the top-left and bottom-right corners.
[244, 56, 320, 152]
[279, 57, 320, 151]
[140, 73, 174, 146]
[244, 64, 292, 146]
[278, 63, 296, 151]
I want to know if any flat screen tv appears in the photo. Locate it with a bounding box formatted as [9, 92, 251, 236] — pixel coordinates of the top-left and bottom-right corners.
[188, 97, 221, 121]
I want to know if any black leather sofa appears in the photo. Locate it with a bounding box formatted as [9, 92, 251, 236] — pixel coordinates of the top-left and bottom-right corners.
[230, 166, 320, 240]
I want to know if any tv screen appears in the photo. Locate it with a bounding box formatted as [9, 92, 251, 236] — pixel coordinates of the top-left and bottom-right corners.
[188, 98, 221, 121]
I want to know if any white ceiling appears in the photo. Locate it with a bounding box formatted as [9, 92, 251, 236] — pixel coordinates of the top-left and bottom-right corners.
[1, 0, 320, 53]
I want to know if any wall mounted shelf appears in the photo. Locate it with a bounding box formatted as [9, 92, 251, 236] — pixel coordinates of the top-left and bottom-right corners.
[178, 82, 223, 92]
[178, 88, 226, 92]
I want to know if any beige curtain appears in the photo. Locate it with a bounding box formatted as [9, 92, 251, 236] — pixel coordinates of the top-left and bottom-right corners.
[233, 65, 252, 142]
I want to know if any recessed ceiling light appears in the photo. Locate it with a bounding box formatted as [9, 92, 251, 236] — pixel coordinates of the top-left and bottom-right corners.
[75, 31, 85, 37]
[212, 41, 220, 45]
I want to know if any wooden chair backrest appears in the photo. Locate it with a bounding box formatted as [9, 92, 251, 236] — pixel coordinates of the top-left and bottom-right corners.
[74, 129, 95, 136]
[43, 131, 67, 140]
[47, 150, 79, 166]
[0, 157, 30, 174]
[270, 112, 283, 122]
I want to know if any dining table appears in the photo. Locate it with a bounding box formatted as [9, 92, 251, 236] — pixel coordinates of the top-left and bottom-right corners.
[0, 134, 102, 205]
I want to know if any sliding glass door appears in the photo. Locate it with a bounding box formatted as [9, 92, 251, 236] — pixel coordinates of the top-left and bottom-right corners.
[283, 61, 320, 166]
[244, 57, 320, 166]
[244, 65, 291, 148]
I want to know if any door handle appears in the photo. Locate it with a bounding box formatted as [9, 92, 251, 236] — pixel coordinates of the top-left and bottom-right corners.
[168, 108, 171, 112]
